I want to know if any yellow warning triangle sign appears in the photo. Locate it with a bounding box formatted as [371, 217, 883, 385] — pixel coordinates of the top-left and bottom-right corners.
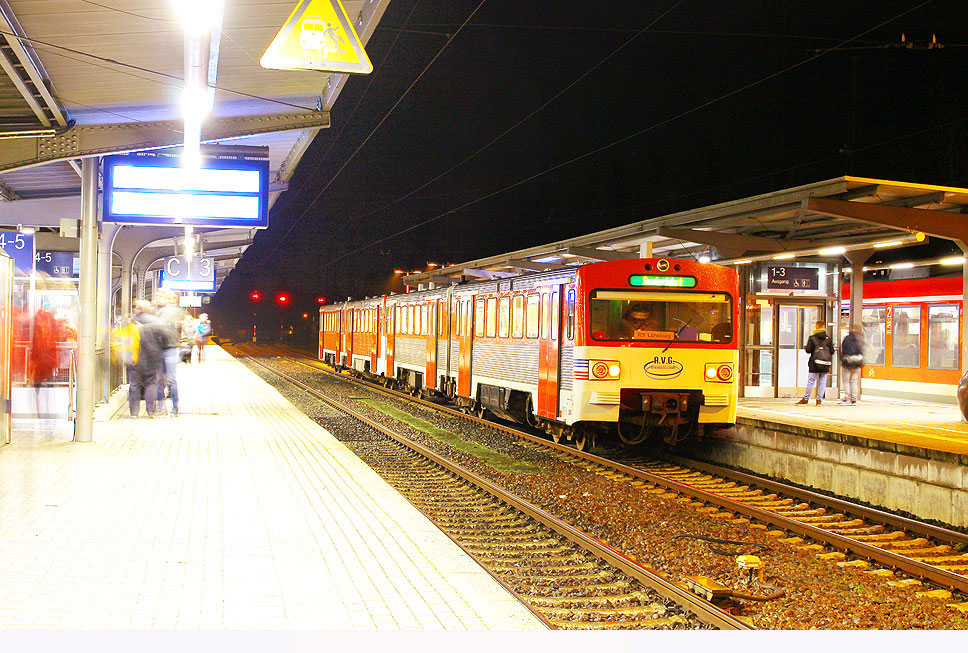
[261, 0, 373, 74]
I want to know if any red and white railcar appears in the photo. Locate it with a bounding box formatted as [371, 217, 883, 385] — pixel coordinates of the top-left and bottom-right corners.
[320, 258, 739, 448]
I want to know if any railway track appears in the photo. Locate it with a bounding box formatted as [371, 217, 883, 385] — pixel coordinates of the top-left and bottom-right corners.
[248, 343, 968, 604]
[230, 344, 748, 630]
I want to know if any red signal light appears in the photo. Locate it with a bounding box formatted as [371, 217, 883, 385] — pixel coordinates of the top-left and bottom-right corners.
[250, 291, 261, 302]
[276, 293, 290, 305]
[316, 296, 326, 305]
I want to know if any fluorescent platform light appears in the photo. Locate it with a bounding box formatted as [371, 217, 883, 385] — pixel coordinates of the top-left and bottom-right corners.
[873, 240, 903, 248]
[940, 256, 966, 265]
[732, 259, 752, 265]
[698, 254, 711, 264]
[113, 166, 261, 194]
[818, 246, 846, 256]
[772, 253, 795, 260]
[111, 191, 260, 221]
[890, 262, 914, 269]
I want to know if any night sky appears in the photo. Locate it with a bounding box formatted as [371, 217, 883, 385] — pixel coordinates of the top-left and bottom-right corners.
[212, 0, 968, 338]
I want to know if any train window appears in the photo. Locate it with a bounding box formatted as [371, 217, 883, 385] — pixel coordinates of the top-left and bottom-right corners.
[475, 298, 485, 338]
[551, 291, 559, 341]
[891, 305, 921, 368]
[928, 304, 959, 370]
[511, 295, 525, 338]
[498, 296, 510, 338]
[541, 293, 548, 339]
[588, 290, 734, 343]
[455, 301, 462, 337]
[486, 297, 497, 337]
[566, 289, 576, 340]
[465, 299, 472, 337]
[526, 294, 539, 338]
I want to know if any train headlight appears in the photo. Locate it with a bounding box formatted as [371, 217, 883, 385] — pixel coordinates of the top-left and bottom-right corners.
[591, 360, 621, 380]
[705, 363, 733, 383]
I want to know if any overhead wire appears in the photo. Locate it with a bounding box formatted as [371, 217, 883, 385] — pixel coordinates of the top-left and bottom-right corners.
[320, 0, 938, 268]
[260, 0, 490, 263]
[269, 0, 426, 223]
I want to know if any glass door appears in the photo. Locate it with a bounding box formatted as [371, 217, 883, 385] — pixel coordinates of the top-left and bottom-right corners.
[744, 301, 775, 397]
[777, 302, 823, 397]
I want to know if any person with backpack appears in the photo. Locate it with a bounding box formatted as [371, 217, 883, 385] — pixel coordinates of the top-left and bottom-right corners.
[839, 326, 865, 405]
[127, 300, 167, 418]
[796, 320, 835, 406]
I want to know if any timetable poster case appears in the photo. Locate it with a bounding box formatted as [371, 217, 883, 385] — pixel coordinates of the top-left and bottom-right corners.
[102, 152, 270, 228]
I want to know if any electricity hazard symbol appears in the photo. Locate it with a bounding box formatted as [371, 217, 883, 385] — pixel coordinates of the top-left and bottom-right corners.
[260, 0, 373, 74]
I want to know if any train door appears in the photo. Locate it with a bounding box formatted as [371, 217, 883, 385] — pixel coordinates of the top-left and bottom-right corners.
[426, 301, 436, 389]
[537, 286, 562, 419]
[385, 304, 395, 375]
[369, 308, 378, 371]
[458, 298, 472, 397]
[777, 301, 825, 397]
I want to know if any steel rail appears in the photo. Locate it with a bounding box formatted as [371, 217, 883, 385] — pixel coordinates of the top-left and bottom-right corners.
[255, 343, 968, 594]
[236, 346, 752, 631]
[669, 456, 968, 547]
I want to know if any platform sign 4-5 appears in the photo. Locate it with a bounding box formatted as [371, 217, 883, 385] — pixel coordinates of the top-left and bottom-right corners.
[162, 255, 216, 292]
[0, 232, 35, 276]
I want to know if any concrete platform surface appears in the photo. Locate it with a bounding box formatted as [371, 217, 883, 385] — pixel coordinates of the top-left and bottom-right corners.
[0, 346, 545, 630]
[738, 396, 968, 456]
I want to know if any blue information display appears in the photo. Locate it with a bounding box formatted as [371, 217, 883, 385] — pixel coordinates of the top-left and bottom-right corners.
[0, 232, 35, 276]
[35, 251, 78, 278]
[102, 153, 269, 228]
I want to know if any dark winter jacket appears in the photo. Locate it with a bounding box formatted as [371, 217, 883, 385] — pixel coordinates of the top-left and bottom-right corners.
[804, 329, 834, 374]
[131, 311, 166, 374]
[840, 332, 864, 369]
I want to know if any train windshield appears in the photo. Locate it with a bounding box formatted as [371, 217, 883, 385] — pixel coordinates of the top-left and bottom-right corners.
[589, 290, 733, 343]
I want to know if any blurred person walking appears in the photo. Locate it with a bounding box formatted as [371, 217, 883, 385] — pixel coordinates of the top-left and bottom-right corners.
[153, 292, 186, 416]
[128, 300, 166, 418]
[839, 327, 865, 405]
[194, 313, 212, 363]
[29, 307, 62, 417]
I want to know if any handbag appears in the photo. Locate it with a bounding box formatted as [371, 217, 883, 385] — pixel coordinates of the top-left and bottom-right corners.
[843, 353, 864, 367]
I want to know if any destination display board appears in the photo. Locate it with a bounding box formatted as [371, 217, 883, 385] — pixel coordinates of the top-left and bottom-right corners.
[102, 153, 269, 228]
[766, 266, 819, 290]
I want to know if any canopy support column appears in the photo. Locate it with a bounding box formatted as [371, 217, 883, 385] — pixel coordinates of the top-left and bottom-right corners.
[75, 157, 98, 443]
[845, 249, 873, 333]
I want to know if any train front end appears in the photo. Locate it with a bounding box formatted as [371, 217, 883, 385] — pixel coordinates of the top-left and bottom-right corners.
[571, 258, 739, 446]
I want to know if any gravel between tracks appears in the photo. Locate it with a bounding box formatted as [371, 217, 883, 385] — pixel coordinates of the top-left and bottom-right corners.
[244, 353, 968, 630]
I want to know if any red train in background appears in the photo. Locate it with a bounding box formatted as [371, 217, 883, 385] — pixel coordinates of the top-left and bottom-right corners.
[841, 275, 962, 403]
[320, 258, 739, 449]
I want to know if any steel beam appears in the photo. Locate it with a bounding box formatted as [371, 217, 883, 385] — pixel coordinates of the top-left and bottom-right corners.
[656, 226, 812, 256]
[806, 197, 968, 246]
[565, 246, 629, 262]
[0, 112, 330, 173]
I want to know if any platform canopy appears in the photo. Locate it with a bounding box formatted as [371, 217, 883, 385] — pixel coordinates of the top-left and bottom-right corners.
[403, 177, 968, 286]
[0, 0, 390, 289]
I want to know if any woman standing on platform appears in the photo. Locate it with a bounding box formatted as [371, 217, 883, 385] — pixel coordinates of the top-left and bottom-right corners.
[796, 321, 834, 406]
